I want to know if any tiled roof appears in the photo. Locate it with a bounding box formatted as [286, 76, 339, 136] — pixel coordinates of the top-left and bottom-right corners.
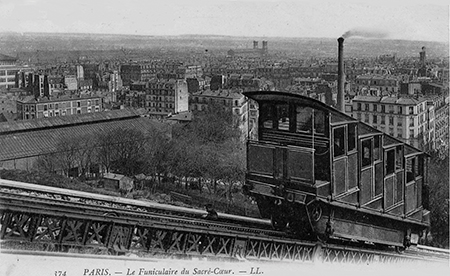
[352, 95, 381, 102]
[168, 111, 192, 122]
[0, 116, 165, 161]
[103, 172, 130, 181]
[0, 53, 17, 62]
[394, 97, 426, 105]
[192, 89, 244, 99]
[0, 108, 147, 135]
[380, 97, 398, 104]
[355, 74, 397, 81]
[18, 94, 102, 104]
[353, 95, 427, 105]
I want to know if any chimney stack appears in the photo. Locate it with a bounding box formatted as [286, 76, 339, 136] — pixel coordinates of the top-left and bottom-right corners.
[337, 37, 345, 112]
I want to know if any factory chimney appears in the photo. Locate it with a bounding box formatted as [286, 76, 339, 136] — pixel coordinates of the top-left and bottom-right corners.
[337, 37, 345, 112]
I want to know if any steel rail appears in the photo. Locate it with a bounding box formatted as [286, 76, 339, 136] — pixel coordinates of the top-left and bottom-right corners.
[0, 192, 284, 239]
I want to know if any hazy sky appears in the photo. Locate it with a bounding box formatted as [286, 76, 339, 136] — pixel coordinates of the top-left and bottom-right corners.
[0, 0, 448, 42]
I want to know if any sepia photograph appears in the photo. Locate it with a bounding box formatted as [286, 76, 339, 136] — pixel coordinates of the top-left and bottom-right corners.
[0, 0, 449, 275]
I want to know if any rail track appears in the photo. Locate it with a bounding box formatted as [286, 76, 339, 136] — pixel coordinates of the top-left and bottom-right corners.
[1, 178, 448, 265]
[0, 188, 280, 239]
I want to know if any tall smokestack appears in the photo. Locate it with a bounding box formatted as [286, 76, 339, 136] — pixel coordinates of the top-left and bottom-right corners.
[337, 37, 345, 112]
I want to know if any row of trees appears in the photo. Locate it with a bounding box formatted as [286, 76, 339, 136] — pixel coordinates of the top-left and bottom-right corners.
[37, 105, 246, 202]
[36, 127, 168, 178]
[169, 104, 245, 200]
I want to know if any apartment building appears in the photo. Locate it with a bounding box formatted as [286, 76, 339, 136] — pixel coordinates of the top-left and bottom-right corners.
[0, 54, 32, 89]
[351, 95, 435, 150]
[354, 74, 399, 95]
[120, 62, 184, 86]
[425, 93, 449, 153]
[126, 79, 189, 114]
[16, 94, 103, 120]
[120, 64, 148, 86]
[189, 89, 254, 137]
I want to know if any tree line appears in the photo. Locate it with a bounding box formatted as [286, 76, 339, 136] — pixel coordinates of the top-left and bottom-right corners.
[36, 104, 246, 201]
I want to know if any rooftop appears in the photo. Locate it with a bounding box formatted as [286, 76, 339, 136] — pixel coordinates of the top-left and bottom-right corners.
[167, 110, 192, 122]
[0, 108, 147, 135]
[103, 173, 131, 181]
[17, 94, 103, 104]
[0, 53, 17, 62]
[353, 95, 427, 105]
[0, 109, 162, 161]
[356, 74, 398, 81]
[192, 89, 244, 99]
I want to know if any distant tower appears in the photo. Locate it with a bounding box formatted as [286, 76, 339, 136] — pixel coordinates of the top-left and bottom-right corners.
[253, 41, 259, 49]
[419, 46, 426, 66]
[418, 46, 427, 77]
[262, 41, 268, 53]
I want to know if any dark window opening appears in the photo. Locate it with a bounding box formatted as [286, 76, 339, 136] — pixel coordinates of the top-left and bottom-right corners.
[295, 105, 325, 134]
[417, 156, 423, 177]
[314, 110, 325, 134]
[406, 158, 415, 183]
[277, 104, 290, 131]
[373, 135, 381, 161]
[386, 149, 395, 175]
[395, 146, 403, 170]
[333, 127, 345, 157]
[296, 106, 312, 133]
[348, 124, 356, 151]
[361, 139, 372, 167]
[261, 103, 274, 129]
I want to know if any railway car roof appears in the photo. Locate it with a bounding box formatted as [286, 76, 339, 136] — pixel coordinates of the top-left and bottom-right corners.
[244, 91, 341, 114]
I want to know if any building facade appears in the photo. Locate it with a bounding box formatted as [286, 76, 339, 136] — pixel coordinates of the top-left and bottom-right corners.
[120, 64, 160, 86]
[0, 54, 31, 90]
[64, 75, 78, 91]
[189, 89, 253, 137]
[109, 70, 123, 92]
[351, 95, 435, 150]
[16, 95, 103, 120]
[354, 74, 399, 95]
[125, 79, 189, 114]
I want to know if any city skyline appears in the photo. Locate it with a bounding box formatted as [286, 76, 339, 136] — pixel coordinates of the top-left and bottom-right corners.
[0, 0, 449, 43]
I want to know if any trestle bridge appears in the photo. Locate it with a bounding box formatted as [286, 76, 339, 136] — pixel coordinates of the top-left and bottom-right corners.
[0, 179, 448, 266]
